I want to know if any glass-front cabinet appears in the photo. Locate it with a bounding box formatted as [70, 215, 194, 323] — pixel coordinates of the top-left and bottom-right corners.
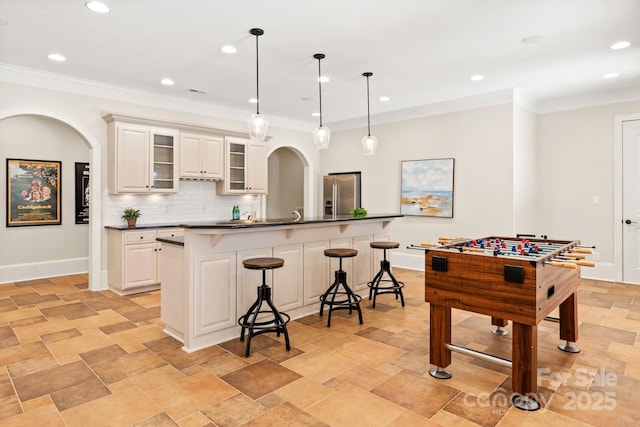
[217, 136, 267, 195]
[106, 115, 179, 194]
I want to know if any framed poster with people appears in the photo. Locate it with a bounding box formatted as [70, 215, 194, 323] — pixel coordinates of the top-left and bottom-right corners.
[6, 158, 62, 227]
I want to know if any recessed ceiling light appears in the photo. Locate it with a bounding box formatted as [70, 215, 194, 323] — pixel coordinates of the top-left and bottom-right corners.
[318, 76, 329, 83]
[603, 72, 619, 79]
[379, 96, 390, 102]
[248, 98, 258, 104]
[610, 41, 631, 50]
[47, 53, 66, 62]
[311, 112, 320, 117]
[160, 78, 175, 86]
[521, 35, 546, 44]
[85, 1, 110, 14]
[221, 45, 237, 54]
[470, 74, 484, 81]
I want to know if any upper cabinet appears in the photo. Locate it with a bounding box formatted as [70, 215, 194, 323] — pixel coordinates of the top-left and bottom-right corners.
[106, 118, 179, 194]
[217, 136, 268, 195]
[180, 133, 224, 180]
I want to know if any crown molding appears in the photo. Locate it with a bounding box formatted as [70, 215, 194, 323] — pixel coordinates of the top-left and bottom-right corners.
[0, 63, 311, 132]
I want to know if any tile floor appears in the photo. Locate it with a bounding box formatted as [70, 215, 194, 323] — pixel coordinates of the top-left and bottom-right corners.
[0, 270, 639, 426]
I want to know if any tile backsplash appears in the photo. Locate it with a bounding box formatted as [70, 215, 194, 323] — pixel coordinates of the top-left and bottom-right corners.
[103, 180, 262, 226]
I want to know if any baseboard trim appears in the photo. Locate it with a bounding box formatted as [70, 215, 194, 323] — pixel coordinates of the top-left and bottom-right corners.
[0, 257, 88, 284]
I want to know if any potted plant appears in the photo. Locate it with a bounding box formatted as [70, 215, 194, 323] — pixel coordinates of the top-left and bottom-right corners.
[122, 208, 141, 228]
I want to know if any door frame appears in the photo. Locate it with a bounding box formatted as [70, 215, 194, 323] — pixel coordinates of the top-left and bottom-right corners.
[614, 113, 640, 283]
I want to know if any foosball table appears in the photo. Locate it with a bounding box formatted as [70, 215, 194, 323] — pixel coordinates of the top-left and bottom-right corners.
[422, 236, 593, 410]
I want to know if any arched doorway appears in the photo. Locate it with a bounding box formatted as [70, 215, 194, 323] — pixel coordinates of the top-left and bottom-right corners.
[267, 147, 307, 218]
[0, 108, 102, 291]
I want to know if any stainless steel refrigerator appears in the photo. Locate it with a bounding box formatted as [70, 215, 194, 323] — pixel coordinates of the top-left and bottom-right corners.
[323, 172, 361, 217]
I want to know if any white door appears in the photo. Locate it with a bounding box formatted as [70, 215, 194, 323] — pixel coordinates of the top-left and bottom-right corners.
[622, 119, 640, 283]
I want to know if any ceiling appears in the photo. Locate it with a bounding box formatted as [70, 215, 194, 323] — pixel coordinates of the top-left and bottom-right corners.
[1, 0, 639, 131]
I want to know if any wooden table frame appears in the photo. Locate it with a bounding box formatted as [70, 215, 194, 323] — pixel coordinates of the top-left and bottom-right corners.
[424, 237, 581, 411]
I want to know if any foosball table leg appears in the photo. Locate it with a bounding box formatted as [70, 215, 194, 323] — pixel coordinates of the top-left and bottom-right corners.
[429, 366, 452, 379]
[511, 394, 540, 411]
[491, 317, 509, 336]
[558, 340, 580, 353]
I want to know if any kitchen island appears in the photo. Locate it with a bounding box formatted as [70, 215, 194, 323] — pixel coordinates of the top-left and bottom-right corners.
[159, 214, 401, 352]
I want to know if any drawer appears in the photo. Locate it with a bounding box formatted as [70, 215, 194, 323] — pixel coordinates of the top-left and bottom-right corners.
[158, 228, 184, 239]
[124, 230, 158, 244]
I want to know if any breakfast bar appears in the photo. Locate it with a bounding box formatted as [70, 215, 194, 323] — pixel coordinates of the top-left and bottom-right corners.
[158, 214, 401, 352]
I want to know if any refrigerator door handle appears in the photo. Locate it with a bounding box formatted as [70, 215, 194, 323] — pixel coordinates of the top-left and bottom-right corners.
[333, 184, 339, 218]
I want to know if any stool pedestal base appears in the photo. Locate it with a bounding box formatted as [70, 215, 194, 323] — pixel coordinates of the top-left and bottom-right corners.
[238, 284, 290, 357]
[368, 259, 405, 308]
[319, 270, 363, 327]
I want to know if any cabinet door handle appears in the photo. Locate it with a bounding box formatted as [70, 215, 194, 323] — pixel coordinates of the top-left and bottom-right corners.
[140, 236, 144, 239]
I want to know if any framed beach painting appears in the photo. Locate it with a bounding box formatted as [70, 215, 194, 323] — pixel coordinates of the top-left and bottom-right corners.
[401, 158, 454, 218]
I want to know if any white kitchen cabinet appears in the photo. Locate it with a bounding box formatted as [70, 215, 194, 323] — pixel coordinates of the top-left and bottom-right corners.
[107, 120, 179, 194]
[352, 235, 374, 292]
[303, 241, 331, 305]
[192, 252, 238, 337]
[217, 136, 268, 195]
[180, 133, 224, 180]
[107, 227, 183, 294]
[273, 244, 304, 312]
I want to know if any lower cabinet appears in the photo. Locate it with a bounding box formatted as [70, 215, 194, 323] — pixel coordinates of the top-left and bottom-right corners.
[108, 227, 183, 295]
[193, 252, 237, 337]
[303, 241, 330, 305]
[273, 244, 304, 312]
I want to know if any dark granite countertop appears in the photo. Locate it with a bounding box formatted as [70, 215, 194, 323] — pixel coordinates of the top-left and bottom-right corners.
[106, 214, 402, 231]
[180, 214, 402, 229]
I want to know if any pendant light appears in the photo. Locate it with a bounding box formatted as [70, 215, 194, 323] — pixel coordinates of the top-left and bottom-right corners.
[312, 53, 330, 149]
[248, 28, 268, 141]
[361, 72, 378, 156]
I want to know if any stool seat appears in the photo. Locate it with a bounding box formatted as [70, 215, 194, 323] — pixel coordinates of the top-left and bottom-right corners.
[370, 241, 400, 250]
[324, 248, 358, 258]
[243, 257, 284, 270]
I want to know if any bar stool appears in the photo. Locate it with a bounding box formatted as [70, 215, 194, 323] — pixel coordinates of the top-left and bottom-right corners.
[368, 241, 405, 308]
[238, 257, 291, 357]
[319, 248, 363, 327]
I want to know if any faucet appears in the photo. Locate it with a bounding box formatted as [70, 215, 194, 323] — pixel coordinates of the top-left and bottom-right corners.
[291, 210, 301, 221]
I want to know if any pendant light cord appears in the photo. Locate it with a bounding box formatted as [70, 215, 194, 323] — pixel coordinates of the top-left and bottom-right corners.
[364, 73, 372, 137]
[255, 33, 260, 115]
[318, 57, 323, 127]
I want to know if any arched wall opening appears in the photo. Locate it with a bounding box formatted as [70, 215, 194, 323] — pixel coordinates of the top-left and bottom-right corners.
[0, 108, 102, 291]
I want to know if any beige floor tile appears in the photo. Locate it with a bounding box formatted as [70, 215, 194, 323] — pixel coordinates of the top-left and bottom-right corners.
[147, 371, 238, 420]
[280, 348, 357, 383]
[273, 377, 334, 409]
[2, 403, 66, 427]
[109, 323, 168, 351]
[334, 336, 405, 368]
[307, 384, 405, 426]
[44, 330, 115, 364]
[61, 385, 163, 427]
[69, 308, 129, 330]
[130, 364, 187, 392]
[12, 316, 75, 343]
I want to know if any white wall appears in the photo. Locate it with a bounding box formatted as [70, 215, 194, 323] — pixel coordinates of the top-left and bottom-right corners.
[513, 104, 539, 234]
[324, 103, 515, 269]
[0, 115, 90, 282]
[537, 100, 640, 280]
